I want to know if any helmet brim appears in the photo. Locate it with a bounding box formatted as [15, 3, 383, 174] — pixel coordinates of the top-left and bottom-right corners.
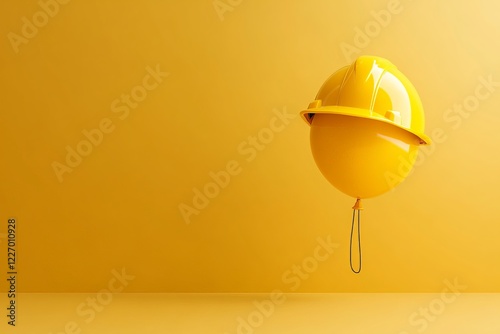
[300, 106, 431, 145]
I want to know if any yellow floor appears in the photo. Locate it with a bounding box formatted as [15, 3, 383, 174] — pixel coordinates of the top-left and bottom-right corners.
[2, 293, 500, 333]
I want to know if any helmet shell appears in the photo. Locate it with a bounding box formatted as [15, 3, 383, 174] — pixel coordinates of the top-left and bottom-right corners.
[301, 55, 430, 145]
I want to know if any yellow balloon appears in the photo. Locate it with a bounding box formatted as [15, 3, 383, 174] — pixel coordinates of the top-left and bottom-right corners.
[301, 55, 431, 199]
[300, 56, 431, 273]
[310, 113, 420, 199]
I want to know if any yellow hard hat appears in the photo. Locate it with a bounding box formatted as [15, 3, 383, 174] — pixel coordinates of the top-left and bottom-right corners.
[301, 55, 431, 145]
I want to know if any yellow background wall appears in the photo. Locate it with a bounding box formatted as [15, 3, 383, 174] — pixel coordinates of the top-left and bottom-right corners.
[1, 0, 499, 292]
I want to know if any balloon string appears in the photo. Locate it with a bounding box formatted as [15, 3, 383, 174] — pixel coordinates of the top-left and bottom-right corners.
[350, 208, 362, 273]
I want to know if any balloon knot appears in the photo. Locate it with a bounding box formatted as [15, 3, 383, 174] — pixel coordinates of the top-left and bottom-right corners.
[352, 198, 363, 210]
